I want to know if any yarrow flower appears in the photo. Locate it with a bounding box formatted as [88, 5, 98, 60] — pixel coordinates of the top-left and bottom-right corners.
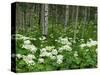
[51, 49, 58, 55]
[38, 58, 44, 63]
[50, 55, 56, 60]
[23, 54, 36, 65]
[22, 44, 37, 54]
[40, 51, 48, 57]
[80, 39, 97, 48]
[57, 37, 72, 45]
[24, 40, 31, 45]
[80, 44, 86, 48]
[58, 45, 72, 52]
[87, 40, 97, 47]
[25, 54, 36, 59]
[74, 51, 78, 57]
[56, 54, 63, 64]
[40, 48, 47, 53]
[46, 52, 52, 57]
[57, 55, 63, 60]
[45, 46, 55, 51]
[39, 36, 46, 41]
[40, 47, 57, 60]
[16, 54, 22, 59]
[57, 59, 63, 64]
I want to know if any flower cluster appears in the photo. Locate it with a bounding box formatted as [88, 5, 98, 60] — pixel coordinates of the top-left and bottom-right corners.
[39, 36, 46, 41]
[16, 54, 36, 66]
[56, 37, 72, 45]
[16, 34, 97, 68]
[56, 37, 72, 52]
[16, 54, 22, 59]
[38, 58, 44, 63]
[16, 34, 36, 40]
[80, 39, 97, 48]
[40, 46, 57, 60]
[58, 45, 72, 52]
[56, 55, 63, 64]
[74, 51, 78, 57]
[22, 40, 37, 54]
[23, 54, 36, 65]
[39, 46, 64, 64]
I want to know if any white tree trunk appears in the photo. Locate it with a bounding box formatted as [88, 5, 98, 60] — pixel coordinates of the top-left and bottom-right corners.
[73, 6, 79, 43]
[41, 4, 48, 36]
[81, 7, 87, 38]
[64, 5, 69, 31]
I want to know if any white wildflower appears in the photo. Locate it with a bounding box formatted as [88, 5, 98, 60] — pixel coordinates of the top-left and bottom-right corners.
[16, 34, 23, 37]
[80, 39, 84, 41]
[51, 49, 58, 55]
[80, 44, 86, 48]
[22, 44, 37, 53]
[22, 36, 30, 40]
[23, 55, 35, 65]
[86, 42, 93, 47]
[40, 51, 48, 57]
[74, 51, 78, 57]
[57, 59, 63, 64]
[41, 44, 43, 47]
[40, 48, 47, 53]
[50, 55, 56, 60]
[38, 58, 44, 63]
[27, 54, 36, 59]
[59, 45, 72, 52]
[16, 54, 22, 59]
[45, 46, 55, 51]
[55, 39, 58, 42]
[28, 60, 35, 66]
[16, 34, 23, 40]
[57, 37, 72, 45]
[73, 40, 76, 43]
[16, 34, 30, 40]
[29, 37, 36, 40]
[42, 36, 46, 40]
[86, 40, 97, 47]
[64, 45, 72, 51]
[57, 55, 63, 60]
[89, 40, 97, 46]
[22, 44, 30, 49]
[58, 47, 64, 53]
[24, 40, 31, 45]
[69, 38, 72, 40]
[30, 45, 37, 53]
[80, 39, 97, 48]
[22, 55, 25, 58]
[89, 38, 92, 41]
[39, 36, 46, 40]
[46, 52, 52, 57]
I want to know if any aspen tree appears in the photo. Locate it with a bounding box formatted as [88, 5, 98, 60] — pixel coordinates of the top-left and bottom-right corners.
[73, 6, 79, 43]
[64, 5, 69, 31]
[41, 4, 48, 36]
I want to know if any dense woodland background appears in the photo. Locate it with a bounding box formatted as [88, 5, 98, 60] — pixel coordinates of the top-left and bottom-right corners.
[16, 2, 97, 41]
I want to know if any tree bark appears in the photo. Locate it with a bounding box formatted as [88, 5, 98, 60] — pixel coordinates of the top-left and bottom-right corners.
[73, 6, 79, 42]
[81, 7, 87, 38]
[64, 5, 69, 31]
[41, 4, 48, 36]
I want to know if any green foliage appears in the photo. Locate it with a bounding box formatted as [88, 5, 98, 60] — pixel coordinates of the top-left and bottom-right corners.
[16, 22, 97, 72]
